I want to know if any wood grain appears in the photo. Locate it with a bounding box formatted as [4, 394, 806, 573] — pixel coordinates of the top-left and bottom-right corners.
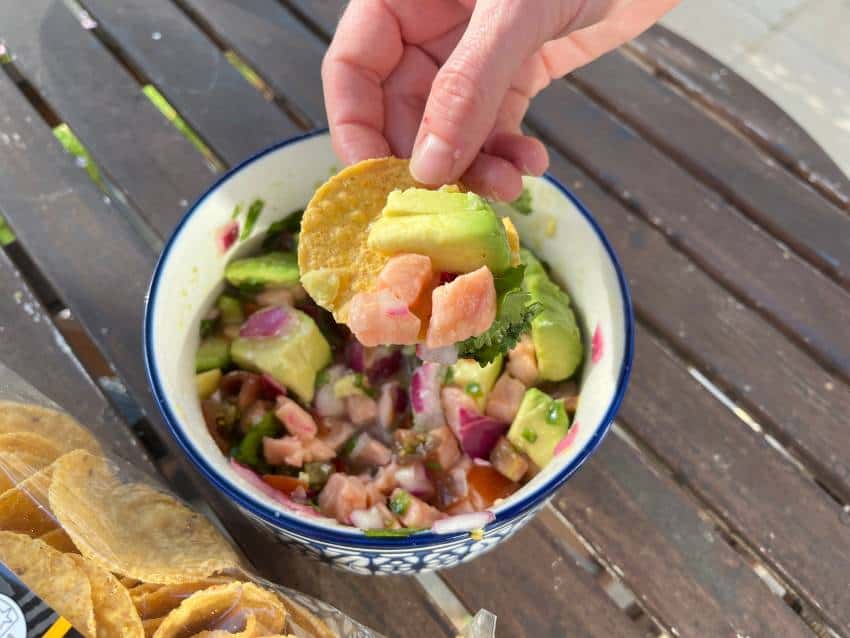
[631, 26, 850, 211]
[0, 0, 214, 237]
[78, 0, 300, 165]
[570, 50, 850, 286]
[557, 435, 813, 637]
[178, 0, 327, 124]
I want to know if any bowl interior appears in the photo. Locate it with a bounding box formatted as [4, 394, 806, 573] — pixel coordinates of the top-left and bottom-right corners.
[146, 131, 631, 538]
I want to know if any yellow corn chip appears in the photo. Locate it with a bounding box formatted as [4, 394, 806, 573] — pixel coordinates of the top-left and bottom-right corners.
[298, 157, 419, 322]
[70, 554, 145, 638]
[48, 450, 240, 584]
[0, 463, 57, 536]
[0, 531, 97, 637]
[0, 402, 99, 454]
[0, 432, 65, 492]
[132, 577, 238, 620]
[39, 527, 78, 553]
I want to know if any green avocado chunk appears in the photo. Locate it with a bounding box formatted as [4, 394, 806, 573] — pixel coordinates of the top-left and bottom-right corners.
[230, 309, 331, 402]
[224, 251, 299, 290]
[507, 387, 569, 468]
[196, 336, 230, 373]
[521, 249, 583, 381]
[450, 355, 503, 409]
[368, 188, 512, 274]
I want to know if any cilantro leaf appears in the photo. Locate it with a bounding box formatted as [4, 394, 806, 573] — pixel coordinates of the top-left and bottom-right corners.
[493, 265, 525, 297]
[457, 289, 541, 366]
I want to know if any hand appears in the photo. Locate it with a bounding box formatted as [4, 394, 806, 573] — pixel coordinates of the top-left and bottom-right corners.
[322, 0, 679, 200]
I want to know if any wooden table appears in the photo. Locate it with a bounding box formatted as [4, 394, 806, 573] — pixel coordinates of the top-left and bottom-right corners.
[2, 3, 849, 636]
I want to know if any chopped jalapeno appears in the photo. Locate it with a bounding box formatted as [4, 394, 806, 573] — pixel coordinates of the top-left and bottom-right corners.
[234, 412, 279, 467]
[389, 490, 412, 515]
[303, 461, 334, 489]
[546, 402, 565, 425]
[466, 382, 482, 397]
[521, 428, 538, 443]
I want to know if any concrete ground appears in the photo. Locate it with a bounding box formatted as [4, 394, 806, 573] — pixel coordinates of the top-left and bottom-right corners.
[660, 0, 850, 178]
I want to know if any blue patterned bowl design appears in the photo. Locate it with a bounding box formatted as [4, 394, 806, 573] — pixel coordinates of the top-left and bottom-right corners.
[144, 130, 633, 574]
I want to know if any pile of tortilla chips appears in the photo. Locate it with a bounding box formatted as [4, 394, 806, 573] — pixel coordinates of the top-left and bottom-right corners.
[0, 401, 334, 638]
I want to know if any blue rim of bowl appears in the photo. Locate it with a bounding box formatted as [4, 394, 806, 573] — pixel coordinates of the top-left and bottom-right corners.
[144, 128, 634, 549]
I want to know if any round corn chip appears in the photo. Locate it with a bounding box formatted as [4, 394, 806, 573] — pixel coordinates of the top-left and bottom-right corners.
[39, 527, 78, 553]
[275, 594, 336, 638]
[191, 613, 266, 637]
[48, 450, 240, 584]
[0, 531, 97, 637]
[152, 582, 286, 638]
[0, 402, 100, 454]
[298, 157, 420, 322]
[70, 554, 145, 638]
[144, 616, 165, 637]
[0, 463, 58, 536]
[132, 577, 239, 620]
[0, 432, 65, 492]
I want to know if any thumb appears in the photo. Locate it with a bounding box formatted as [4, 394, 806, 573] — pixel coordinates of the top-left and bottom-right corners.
[409, 0, 554, 186]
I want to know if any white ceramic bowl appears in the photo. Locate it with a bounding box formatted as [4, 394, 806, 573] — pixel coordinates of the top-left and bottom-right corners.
[144, 130, 633, 575]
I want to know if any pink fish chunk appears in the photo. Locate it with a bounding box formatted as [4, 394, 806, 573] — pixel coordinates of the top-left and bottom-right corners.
[485, 373, 526, 423]
[426, 266, 496, 348]
[377, 254, 433, 306]
[319, 473, 368, 524]
[348, 289, 421, 346]
[275, 396, 317, 440]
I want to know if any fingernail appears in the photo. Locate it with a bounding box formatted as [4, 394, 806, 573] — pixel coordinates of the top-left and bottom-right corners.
[410, 133, 456, 185]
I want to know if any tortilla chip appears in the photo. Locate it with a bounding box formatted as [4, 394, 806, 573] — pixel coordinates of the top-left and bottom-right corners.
[152, 582, 286, 638]
[298, 157, 420, 322]
[0, 402, 99, 454]
[144, 616, 165, 638]
[39, 527, 78, 553]
[132, 577, 238, 620]
[0, 463, 57, 536]
[275, 594, 337, 638]
[191, 613, 266, 637]
[0, 531, 97, 637]
[48, 450, 240, 584]
[0, 432, 65, 492]
[70, 554, 145, 638]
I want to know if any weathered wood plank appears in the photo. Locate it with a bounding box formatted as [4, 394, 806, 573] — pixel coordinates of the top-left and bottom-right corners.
[557, 435, 813, 637]
[540, 146, 850, 502]
[77, 0, 300, 165]
[631, 26, 850, 211]
[284, 0, 345, 37]
[620, 324, 850, 633]
[0, 0, 214, 237]
[177, 0, 326, 124]
[529, 78, 850, 381]
[0, 72, 452, 637]
[0, 248, 148, 466]
[570, 50, 850, 285]
[442, 520, 646, 637]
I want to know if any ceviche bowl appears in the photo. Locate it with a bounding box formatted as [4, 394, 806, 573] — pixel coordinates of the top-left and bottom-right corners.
[144, 130, 633, 575]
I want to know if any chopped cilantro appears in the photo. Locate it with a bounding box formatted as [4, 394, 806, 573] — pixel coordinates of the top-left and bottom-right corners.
[240, 199, 265, 240]
[457, 289, 542, 366]
[493, 265, 526, 297]
[510, 187, 532, 215]
[199, 318, 216, 338]
[231, 203, 242, 219]
[363, 527, 426, 537]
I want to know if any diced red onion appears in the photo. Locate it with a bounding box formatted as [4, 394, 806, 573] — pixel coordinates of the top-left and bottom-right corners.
[216, 220, 239, 253]
[229, 459, 319, 517]
[411, 362, 445, 430]
[366, 348, 402, 385]
[315, 382, 346, 418]
[416, 344, 458, 365]
[260, 373, 286, 399]
[346, 341, 366, 372]
[431, 510, 494, 534]
[239, 305, 291, 338]
[395, 462, 434, 498]
[439, 272, 458, 285]
[350, 506, 386, 530]
[458, 411, 507, 459]
[377, 381, 404, 429]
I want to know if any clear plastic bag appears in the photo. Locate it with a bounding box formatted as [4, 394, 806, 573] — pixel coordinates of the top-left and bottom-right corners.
[0, 361, 494, 638]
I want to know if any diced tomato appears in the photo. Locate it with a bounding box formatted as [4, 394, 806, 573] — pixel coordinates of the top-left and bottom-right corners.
[426, 266, 496, 348]
[467, 465, 518, 509]
[261, 474, 306, 496]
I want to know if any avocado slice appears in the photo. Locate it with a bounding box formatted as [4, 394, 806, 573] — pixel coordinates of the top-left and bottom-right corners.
[196, 368, 222, 399]
[507, 388, 569, 468]
[230, 309, 331, 402]
[196, 337, 230, 373]
[368, 188, 512, 274]
[450, 355, 503, 409]
[224, 251, 299, 290]
[521, 249, 583, 381]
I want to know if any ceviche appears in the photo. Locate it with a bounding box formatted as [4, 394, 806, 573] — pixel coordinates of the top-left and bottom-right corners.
[195, 159, 583, 535]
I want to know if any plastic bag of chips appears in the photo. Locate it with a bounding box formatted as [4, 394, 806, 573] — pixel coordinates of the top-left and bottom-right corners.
[0, 361, 495, 638]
